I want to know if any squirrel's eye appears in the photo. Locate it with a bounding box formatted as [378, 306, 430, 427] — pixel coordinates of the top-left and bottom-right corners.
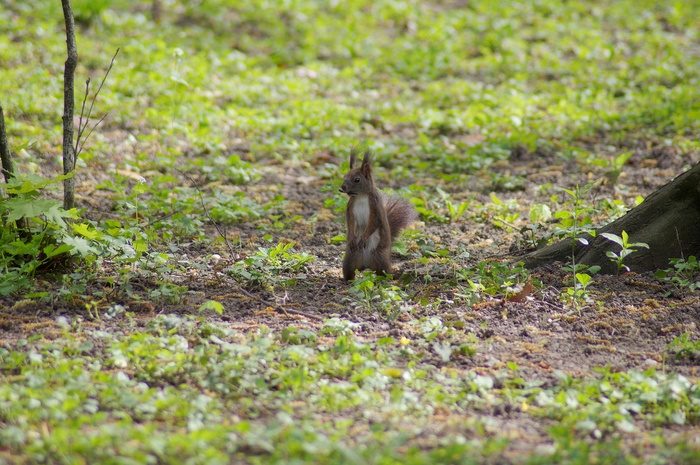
[354, 177, 360, 183]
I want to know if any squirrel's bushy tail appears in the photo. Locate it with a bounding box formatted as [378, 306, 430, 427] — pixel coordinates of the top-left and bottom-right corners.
[383, 194, 418, 240]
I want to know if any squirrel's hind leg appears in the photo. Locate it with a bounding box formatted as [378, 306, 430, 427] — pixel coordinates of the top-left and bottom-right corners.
[368, 249, 392, 277]
[342, 252, 364, 281]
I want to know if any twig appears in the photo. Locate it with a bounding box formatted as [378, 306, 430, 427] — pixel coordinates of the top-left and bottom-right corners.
[312, 281, 328, 300]
[76, 78, 90, 157]
[143, 209, 182, 227]
[77, 111, 110, 156]
[178, 169, 236, 258]
[238, 286, 323, 320]
[675, 227, 684, 261]
[74, 48, 120, 160]
[493, 218, 521, 231]
[538, 299, 566, 313]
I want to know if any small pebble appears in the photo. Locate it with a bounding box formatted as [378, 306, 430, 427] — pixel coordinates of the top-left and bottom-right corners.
[642, 358, 658, 369]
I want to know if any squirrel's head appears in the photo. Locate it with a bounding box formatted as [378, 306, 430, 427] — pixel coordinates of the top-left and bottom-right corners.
[339, 147, 374, 196]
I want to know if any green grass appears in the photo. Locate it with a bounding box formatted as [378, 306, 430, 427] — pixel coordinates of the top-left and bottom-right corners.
[1, 0, 700, 463]
[3, 1, 699, 173]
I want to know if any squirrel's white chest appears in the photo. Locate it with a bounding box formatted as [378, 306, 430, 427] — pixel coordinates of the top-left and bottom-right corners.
[352, 195, 380, 258]
[352, 195, 371, 231]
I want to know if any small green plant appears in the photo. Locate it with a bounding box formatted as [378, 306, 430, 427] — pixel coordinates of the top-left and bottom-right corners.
[520, 203, 554, 249]
[553, 184, 597, 240]
[556, 184, 598, 312]
[455, 260, 530, 303]
[198, 299, 225, 315]
[405, 316, 477, 362]
[600, 230, 649, 274]
[519, 223, 549, 249]
[585, 151, 633, 186]
[410, 188, 449, 223]
[319, 318, 361, 336]
[0, 174, 81, 295]
[488, 192, 520, 229]
[436, 187, 470, 223]
[666, 333, 700, 362]
[347, 271, 411, 318]
[228, 240, 315, 290]
[606, 151, 633, 187]
[655, 256, 700, 291]
[149, 282, 188, 304]
[561, 263, 600, 306]
[280, 326, 317, 345]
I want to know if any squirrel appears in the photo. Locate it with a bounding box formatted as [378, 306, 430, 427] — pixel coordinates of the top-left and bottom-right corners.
[338, 147, 417, 281]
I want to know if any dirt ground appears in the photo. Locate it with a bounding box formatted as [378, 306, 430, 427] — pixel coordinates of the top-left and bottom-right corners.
[2, 139, 699, 387]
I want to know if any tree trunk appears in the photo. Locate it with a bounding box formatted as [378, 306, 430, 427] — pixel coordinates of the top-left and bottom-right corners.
[522, 161, 700, 274]
[152, 0, 163, 23]
[0, 103, 14, 184]
[0, 104, 30, 232]
[61, 0, 78, 210]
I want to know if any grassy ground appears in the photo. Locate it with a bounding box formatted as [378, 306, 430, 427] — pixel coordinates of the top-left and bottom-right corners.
[1, 1, 700, 463]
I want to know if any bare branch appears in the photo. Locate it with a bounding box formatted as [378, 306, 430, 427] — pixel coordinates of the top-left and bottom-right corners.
[84, 48, 119, 127]
[74, 47, 120, 160]
[77, 111, 110, 156]
[179, 170, 237, 259]
[237, 286, 323, 320]
[74, 78, 91, 157]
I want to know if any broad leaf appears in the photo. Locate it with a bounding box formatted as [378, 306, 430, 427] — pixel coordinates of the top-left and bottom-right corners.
[5, 198, 58, 222]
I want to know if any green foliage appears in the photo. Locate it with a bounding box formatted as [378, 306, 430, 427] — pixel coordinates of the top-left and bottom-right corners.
[228, 241, 315, 290]
[0, 174, 78, 295]
[1, 1, 700, 462]
[655, 256, 700, 292]
[561, 263, 600, 307]
[537, 367, 700, 438]
[11, 0, 693, 250]
[347, 271, 411, 318]
[455, 260, 531, 302]
[666, 333, 700, 363]
[72, 0, 112, 24]
[555, 184, 600, 311]
[0, 316, 697, 464]
[554, 184, 597, 241]
[0, 172, 192, 301]
[488, 192, 521, 230]
[427, 187, 471, 224]
[198, 299, 225, 315]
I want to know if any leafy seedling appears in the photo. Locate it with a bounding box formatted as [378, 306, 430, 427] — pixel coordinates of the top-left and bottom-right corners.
[655, 256, 700, 292]
[600, 231, 649, 274]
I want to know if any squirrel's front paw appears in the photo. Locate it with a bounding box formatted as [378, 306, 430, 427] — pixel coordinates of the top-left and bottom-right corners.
[355, 238, 367, 250]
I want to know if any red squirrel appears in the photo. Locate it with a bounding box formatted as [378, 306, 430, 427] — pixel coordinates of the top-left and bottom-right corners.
[338, 148, 417, 281]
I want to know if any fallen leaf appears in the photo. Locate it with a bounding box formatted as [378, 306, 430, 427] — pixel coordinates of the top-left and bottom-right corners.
[509, 280, 535, 302]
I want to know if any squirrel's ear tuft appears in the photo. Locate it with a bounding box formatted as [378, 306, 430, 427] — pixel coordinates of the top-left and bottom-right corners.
[349, 147, 358, 169]
[361, 149, 373, 176]
[349, 145, 372, 173]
